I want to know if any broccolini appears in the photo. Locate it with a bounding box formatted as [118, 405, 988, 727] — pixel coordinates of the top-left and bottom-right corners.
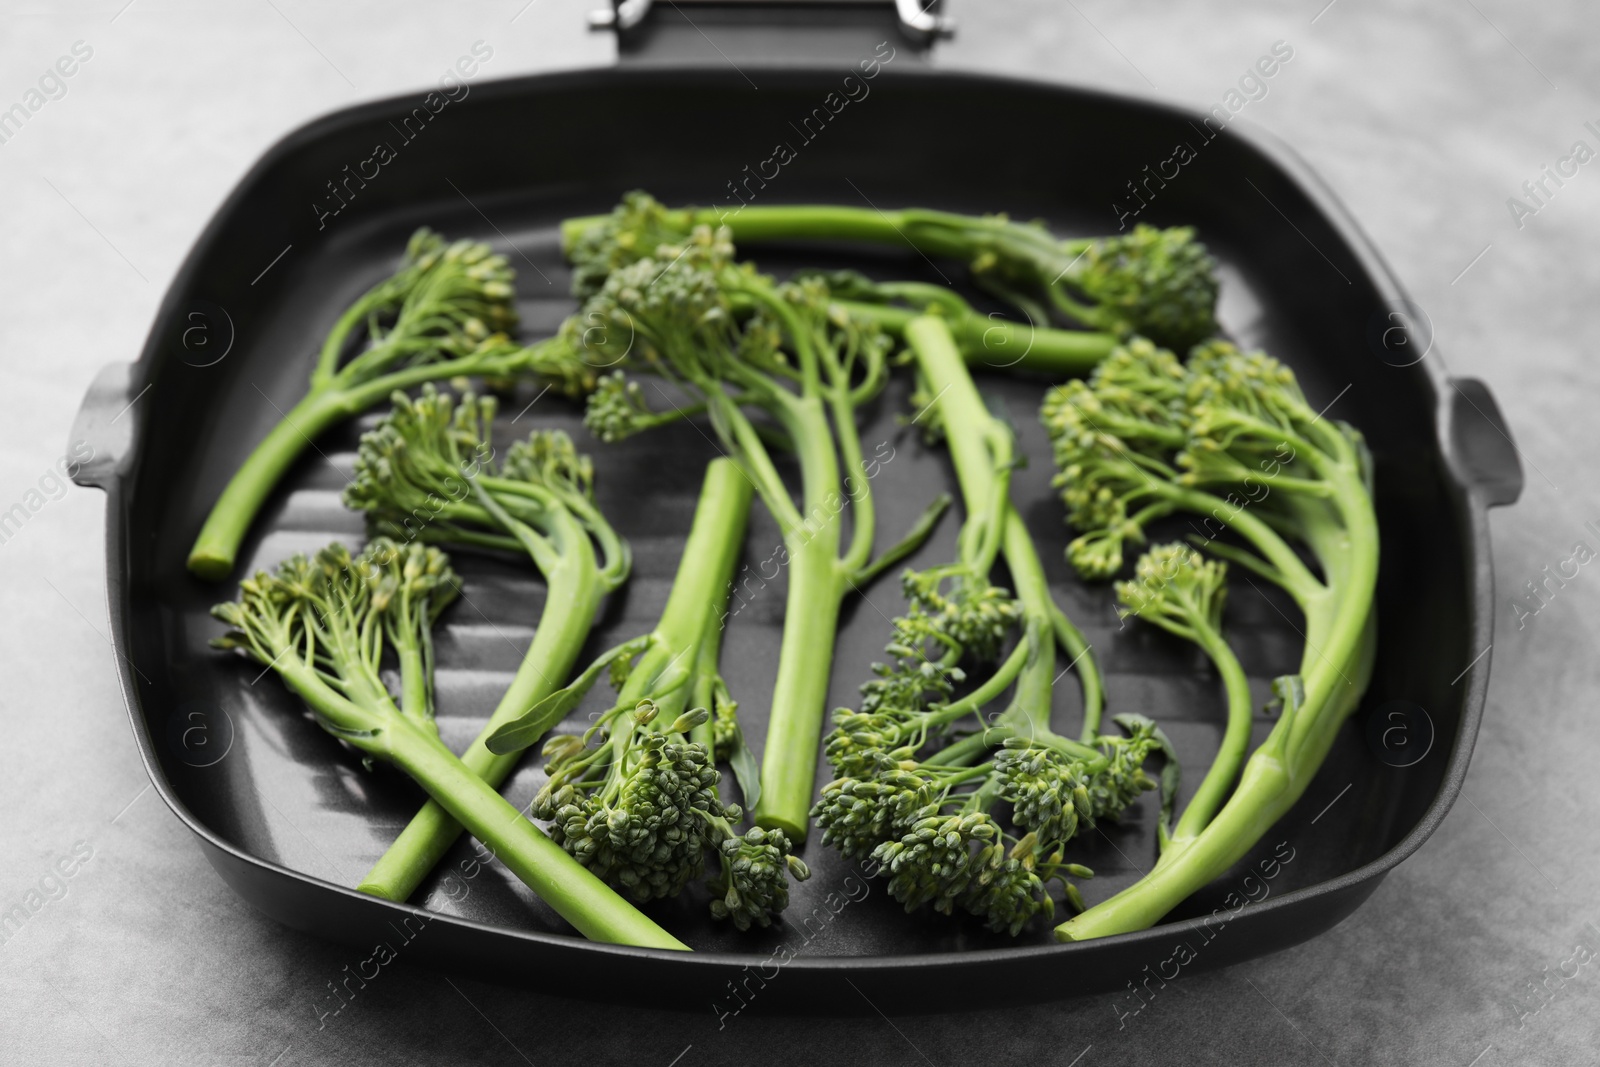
[487, 460, 810, 929]
[564, 223, 924, 841]
[1042, 338, 1377, 941]
[813, 314, 1168, 934]
[187, 230, 593, 581]
[562, 193, 1220, 350]
[211, 538, 685, 949]
[341, 386, 629, 902]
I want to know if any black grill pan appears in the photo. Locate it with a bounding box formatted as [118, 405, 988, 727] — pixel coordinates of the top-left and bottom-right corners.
[68, 58, 1523, 1012]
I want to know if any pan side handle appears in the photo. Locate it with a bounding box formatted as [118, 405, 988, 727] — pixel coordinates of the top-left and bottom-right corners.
[1447, 377, 1523, 509]
[596, 0, 953, 60]
[67, 362, 138, 492]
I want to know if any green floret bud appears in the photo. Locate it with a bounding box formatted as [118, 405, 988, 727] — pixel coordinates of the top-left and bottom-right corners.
[962, 851, 1055, 936]
[343, 385, 495, 522]
[566, 190, 691, 301]
[390, 230, 519, 355]
[874, 809, 1002, 915]
[1116, 543, 1228, 639]
[1040, 340, 1189, 456]
[1066, 225, 1219, 350]
[995, 745, 1093, 845]
[1065, 520, 1144, 581]
[853, 568, 1019, 720]
[1175, 340, 1331, 488]
[868, 806, 1069, 936]
[824, 707, 926, 778]
[583, 371, 658, 443]
[812, 771, 935, 863]
[1042, 338, 1203, 578]
[502, 424, 593, 498]
[711, 688, 741, 763]
[580, 229, 737, 361]
[900, 568, 1023, 664]
[1088, 724, 1162, 822]
[710, 825, 809, 932]
[534, 735, 723, 903]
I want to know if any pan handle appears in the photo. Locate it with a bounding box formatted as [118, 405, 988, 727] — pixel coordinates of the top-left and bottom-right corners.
[1447, 377, 1523, 509]
[592, 0, 951, 37]
[67, 361, 138, 492]
[594, 0, 953, 59]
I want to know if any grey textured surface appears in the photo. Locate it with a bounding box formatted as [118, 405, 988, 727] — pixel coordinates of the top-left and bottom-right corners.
[1, 1, 1595, 1064]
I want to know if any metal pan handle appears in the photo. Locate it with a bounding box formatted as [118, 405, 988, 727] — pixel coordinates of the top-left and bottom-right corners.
[593, 0, 953, 62]
[1447, 377, 1523, 509]
[67, 362, 138, 492]
[592, 0, 951, 37]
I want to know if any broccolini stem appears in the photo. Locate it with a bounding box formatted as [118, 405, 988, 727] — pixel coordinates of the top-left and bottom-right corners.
[622, 458, 753, 716]
[396, 646, 431, 727]
[1054, 425, 1379, 942]
[267, 653, 686, 949]
[1057, 617, 1375, 941]
[633, 205, 929, 248]
[751, 395, 848, 840]
[687, 601, 730, 757]
[1165, 620, 1253, 847]
[834, 300, 1116, 377]
[1283, 464, 1379, 763]
[397, 721, 687, 948]
[828, 345, 878, 578]
[188, 338, 562, 583]
[187, 390, 349, 580]
[1051, 606, 1105, 742]
[903, 314, 1103, 749]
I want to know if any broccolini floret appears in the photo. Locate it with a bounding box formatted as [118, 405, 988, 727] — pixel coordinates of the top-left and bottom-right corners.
[556, 221, 953, 842]
[562, 193, 1220, 350]
[211, 538, 685, 950]
[341, 385, 629, 902]
[487, 460, 808, 930]
[812, 314, 1171, 935]
[188, 230, 596, 581]
[1043, 338, 1378, 942]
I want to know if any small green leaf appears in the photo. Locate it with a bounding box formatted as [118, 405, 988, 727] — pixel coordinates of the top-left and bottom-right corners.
[486, 685, 585, 754]
[1114, 712, 1181, 836]
[1268, 675, 1306, 727]
[727, 725, 762, 810]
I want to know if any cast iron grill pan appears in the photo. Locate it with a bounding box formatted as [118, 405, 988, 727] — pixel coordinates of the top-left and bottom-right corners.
[69, 65, 1522, 1011]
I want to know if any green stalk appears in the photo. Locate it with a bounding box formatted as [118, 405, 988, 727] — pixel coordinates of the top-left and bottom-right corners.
[1285, 470, 1379, 763]
[751, 397, 848, 840]
[357, 509, 601, 901]
[834, 300, 1115, 378]
[687, 602, 731, 757]
[1054, 607, 1105, 743]
[563, 205, 912, 252]
[1166, 622, 1253, 847]
[188, 342, 547, 582]
[270, 658, 686, 949]
[904, 314, 1104, 756]
[188, 391, 348, 580]
[623, 458, 753, 716]
[1055, 617, 1375, 940]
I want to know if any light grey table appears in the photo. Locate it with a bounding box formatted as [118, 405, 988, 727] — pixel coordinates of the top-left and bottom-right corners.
[2, 2, 1595, 1064]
